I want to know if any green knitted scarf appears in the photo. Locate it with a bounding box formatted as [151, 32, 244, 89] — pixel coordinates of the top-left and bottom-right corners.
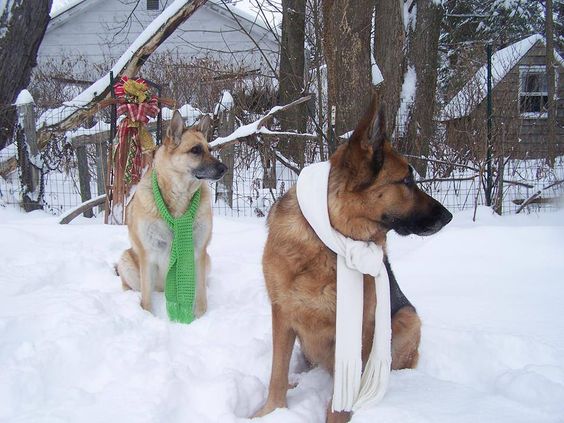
[152, 170, 201, 324]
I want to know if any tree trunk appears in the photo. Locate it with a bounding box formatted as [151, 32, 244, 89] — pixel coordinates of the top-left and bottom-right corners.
[374, 0, 405, 135]
[322, 0, 374, 152]
[400, 0, 443, 177]
[279, 0, 307, 131]
[0, 0, 52, 150]
[278, 0, 307, 167]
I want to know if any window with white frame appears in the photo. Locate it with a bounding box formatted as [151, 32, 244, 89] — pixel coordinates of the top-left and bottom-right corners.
[519, 65, 548, 117]
[146, 0, 159, 11]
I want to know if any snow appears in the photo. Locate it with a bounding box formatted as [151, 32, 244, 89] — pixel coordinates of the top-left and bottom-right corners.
[209, 105, 283, 149]
[442, 34, 564, 120]
[49, 0, 85, 18]
[214, 90, 235, 115]
[1, 205, 563, 422]
[14, 89, 34, 106]
[0, 0, 15, 39]
[397, 66, 417, 136]
[370, 11, 384, 86]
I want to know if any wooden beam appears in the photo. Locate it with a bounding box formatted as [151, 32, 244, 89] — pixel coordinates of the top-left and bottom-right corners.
[59, 195, 107, 224]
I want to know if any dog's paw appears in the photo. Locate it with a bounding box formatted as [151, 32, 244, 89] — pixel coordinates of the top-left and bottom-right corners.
[194, 298, 207, 318]
[252, 400, 286, 419]
[141, 298, 152, 312]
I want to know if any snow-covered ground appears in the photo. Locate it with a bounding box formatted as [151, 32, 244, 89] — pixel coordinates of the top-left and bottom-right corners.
[0, 206, 563, 423]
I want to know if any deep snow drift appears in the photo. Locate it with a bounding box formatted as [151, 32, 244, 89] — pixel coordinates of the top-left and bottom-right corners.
[0, 206, 563, 422]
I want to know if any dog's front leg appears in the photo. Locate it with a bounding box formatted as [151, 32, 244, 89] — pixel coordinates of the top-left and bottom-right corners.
[325, 403, 351, 423]
[194, 252, 208, 318]
[139, 255, 157, 312]
[254, 303, 296, 417]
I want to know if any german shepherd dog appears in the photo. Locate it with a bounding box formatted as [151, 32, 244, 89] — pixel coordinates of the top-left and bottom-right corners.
[255, 96, 452, 422]
[117, 111, 227, 315]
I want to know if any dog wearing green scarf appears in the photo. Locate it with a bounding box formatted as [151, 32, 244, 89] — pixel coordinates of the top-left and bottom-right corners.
[117, 111, 227, 322]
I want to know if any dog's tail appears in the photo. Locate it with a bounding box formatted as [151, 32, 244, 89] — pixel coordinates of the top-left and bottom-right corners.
[384, 254, 415, 316]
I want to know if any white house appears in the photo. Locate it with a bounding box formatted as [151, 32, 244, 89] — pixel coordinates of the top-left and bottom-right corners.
[39, 0, 280, 76]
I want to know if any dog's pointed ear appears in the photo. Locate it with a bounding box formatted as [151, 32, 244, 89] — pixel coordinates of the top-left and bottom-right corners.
[166, 110, 185, 147]
[369, 105, 386, 174]
[348, 92, 380, 149]
[192, 114, 213, 142]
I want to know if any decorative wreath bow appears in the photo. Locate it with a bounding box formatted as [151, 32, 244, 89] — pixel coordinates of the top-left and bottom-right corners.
[113, 76, 160, 185]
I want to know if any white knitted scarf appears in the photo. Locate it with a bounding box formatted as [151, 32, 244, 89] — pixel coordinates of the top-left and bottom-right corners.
[296, 161, 391, 412]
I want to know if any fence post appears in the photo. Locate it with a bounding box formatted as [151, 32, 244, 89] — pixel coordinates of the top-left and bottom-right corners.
[494, 123, 505, 215]
[95, 142, 107, 213]
[215, 92, 236, 208]
[15, 90, 43, 212]
[76, 145, 93, 218]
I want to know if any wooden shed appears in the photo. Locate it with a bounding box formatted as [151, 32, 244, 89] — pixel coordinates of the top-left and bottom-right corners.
[441, 34, 564, 160]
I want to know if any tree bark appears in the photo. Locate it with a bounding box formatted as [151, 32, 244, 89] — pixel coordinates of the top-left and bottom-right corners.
[278, 0, 307, 166]
[400, 0, 443, 176]
[0, 0, 52, 149]
[322, 0, 374, 152]
[374, 0, 405, 135]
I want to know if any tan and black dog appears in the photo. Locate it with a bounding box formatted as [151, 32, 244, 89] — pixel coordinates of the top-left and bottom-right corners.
[116, 111, 226, 316]
[255, 95, 452, 422]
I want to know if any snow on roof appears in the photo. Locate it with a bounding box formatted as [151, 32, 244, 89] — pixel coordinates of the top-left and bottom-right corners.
[442, 34, 564, 121]
[50, 0, 86, 19]
[49, 0, 279, 32]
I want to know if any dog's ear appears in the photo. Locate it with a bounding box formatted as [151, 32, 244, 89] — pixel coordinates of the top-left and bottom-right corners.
[192, 114, 213, 142]
[166, 110, 185, 147]
[369, 105, 386, 174]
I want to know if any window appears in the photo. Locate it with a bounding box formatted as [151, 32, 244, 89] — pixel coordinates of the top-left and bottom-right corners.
[146, 0, 159, 11]
[519, 65, 548, 117]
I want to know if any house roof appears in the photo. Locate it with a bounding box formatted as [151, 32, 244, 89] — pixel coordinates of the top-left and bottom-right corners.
[49, 0, 278, 33]
[441, 34, 564, 121]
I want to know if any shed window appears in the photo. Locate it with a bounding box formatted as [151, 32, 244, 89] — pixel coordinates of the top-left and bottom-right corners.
[147, 0, 159, 10]
[519, 65, 548, 117]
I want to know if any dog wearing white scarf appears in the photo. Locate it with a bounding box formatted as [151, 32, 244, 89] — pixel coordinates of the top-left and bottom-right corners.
[254, 94, 452, 423]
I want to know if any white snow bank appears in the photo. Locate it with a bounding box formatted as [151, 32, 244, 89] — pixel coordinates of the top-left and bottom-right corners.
[0, 206, 563, 422]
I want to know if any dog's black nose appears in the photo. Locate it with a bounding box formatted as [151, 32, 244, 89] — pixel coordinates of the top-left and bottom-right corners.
[217, 163, 228, 175]
[441, 208, 453, 225]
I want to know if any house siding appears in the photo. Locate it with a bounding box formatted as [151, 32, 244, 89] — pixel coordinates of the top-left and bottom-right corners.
[39, 0, 278, 75]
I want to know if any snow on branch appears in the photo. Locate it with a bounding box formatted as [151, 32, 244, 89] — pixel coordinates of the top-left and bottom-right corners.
[208, 95, 313, 150]
[36, 0, 207, 144]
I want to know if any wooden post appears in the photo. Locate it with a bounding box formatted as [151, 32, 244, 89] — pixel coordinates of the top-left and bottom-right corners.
[494, 123, 505, 215]
[75, 145, 93, 218]
[216, 97, 236, 208]
[95, 142, 107, 213]
[15, 91, 42, 211]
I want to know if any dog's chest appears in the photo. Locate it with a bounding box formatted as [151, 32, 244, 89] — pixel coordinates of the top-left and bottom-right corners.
[139, 211, 209, 260]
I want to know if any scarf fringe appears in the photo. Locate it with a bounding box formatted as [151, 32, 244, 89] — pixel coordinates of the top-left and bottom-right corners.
[353, 357, 391, 411]
[332, 358, 363, 412]
[166, 301, 195, 323]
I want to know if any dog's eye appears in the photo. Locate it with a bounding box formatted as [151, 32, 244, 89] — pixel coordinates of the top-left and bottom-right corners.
[403, 176, 414, 186]
[190, 145, 203, 155]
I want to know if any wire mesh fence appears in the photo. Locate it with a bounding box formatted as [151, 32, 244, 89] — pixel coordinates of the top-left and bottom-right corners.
[1, 100, 563, 219]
